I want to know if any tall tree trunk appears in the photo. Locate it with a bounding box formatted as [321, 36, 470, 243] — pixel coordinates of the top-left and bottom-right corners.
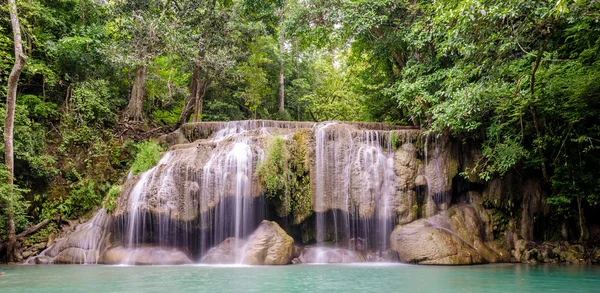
[278, 5, 285, 117]
[530, 40, 549, 183]
[4, 0, 25, 263]
[124, 65, 147, 123]
[176, 67, 201, 127]
[192, 78, 211, 122]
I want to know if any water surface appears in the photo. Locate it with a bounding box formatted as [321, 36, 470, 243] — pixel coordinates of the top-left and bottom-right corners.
[0, 263, 598, 293]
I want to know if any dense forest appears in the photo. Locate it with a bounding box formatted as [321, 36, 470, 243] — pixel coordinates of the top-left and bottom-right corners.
[1, 0, 599, 262]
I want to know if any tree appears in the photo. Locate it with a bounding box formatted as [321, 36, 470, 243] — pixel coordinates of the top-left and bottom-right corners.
[4, 0, 26, 262]
[174, 0, 265, 126]
[277, 1, 286, 117]
[107, 0, 174, 123]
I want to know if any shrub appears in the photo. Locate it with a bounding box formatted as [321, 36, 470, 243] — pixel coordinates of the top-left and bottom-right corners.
[130, 140, 164, 175]
[102, 184, 122, 213]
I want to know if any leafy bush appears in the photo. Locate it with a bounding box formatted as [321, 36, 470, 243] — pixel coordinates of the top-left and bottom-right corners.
[102, 184, 122, 213]
[71, 79, 117, 126]
[40, 179, 106, 220]
[257, 133, 312, 224]
[131, 140, 165, 175]
[0, 167, 31, 238]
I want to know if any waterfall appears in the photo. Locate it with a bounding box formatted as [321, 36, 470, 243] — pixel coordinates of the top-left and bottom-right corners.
[313, 123, 397, 254]
[120, 121, 269, 263]
[29, 120, 428, 265]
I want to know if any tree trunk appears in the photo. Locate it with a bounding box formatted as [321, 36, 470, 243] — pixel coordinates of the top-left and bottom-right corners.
[278, 4, 286, 117]
[371, 26, 406, 70]
[124, 65, 147, 123]
[193, 78, 211, 123]
[530, 40, 549, 183]
[176, 67, 201, 127]
[4, 0, 25, 263]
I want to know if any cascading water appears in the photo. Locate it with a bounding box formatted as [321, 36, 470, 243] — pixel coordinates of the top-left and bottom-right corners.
[118, 122, 272, 264]
[28, 120, 428, 265]
[313, 123, 397, 257]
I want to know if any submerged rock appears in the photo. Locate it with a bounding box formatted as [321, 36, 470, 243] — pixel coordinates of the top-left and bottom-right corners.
[201, 237, 247, 264]
[242, 220, 294, 265]
[100, 246, 193, 265]
[298, 247, 366, 263]
[391, 204, 510, 265]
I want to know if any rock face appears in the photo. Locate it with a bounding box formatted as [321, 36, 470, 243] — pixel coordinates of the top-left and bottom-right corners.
[513, 241, 589, 264]
[201, 221, 294, 265]
[391, 204, 510, 265]
[25, 209, 111, 264]
[298, 247, 366, 263]
[201, 237, 247, 264]
[100, 246, 193, 265]
[241, 220, 294, 265]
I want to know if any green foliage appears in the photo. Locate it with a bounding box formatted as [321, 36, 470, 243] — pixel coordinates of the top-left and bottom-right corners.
[257, 133, 312, 223]
[0, 103, 57, 184]
[71, 79, 117, 126]
[0, 167, 31, 238]
[130, 141, 165, 175]
[41, 179, 106, 220]
[102, 184, 122, 213]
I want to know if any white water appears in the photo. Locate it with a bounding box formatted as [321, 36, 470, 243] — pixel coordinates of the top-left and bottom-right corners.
[313, 123, 397, 258]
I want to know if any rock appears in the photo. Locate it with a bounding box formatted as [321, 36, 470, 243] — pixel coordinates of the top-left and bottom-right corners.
[26, 209, 111, 265]
[569, 244, 584, 259]
[241, 220, 294, 265]
[298, 247, 366, 263]
[415, 175, 427, 187]
[100, 246, 193, 265]
[365, 249, 399, 262]
[513, 239, 531, 262]
[591, 248, 600, 264]
[33, 243, 47, 250]
[32, 256, 53, 265]
[390, 203, 509, 265]
[22, 250, 33, 259]
[391, 219, 484, 265]
[201, 237, 247, 264]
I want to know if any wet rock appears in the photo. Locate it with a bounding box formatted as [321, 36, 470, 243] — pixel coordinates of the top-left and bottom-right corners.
[365, 249, 399, 262]
[26, 209, 111, 265]
[242, 220, 294, 265]
[21, 250, 33, 259]
[591, 248, 600, 264]
[298, 247, 366, 263]
[349, 238, 366, 252]
[32, 255, 53, 264]
[201, 237, 247, 264]
[100, 246, 193, 265]
[33, 243, 47, 250]
[391, 204, 509, 265]
[414, 175, 427, 187]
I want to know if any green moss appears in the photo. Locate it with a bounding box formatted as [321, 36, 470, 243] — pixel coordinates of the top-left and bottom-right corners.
[412, 204, 419, 218]
[256, 133, 312, 224]
[448, 157, 459, 181]
[102, 184, 122, 213]
[131, 141, 165, 175]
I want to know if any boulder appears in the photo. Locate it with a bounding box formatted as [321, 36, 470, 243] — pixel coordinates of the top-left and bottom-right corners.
[25, 209, 111, 264]
[592, 247, 600, 264]
[391, 204, 510, 265]
[100, 246, 193, 265]
[241, 220, 294, 265]
[201, 237, 247, 264]
[298, 247, 366, 263]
